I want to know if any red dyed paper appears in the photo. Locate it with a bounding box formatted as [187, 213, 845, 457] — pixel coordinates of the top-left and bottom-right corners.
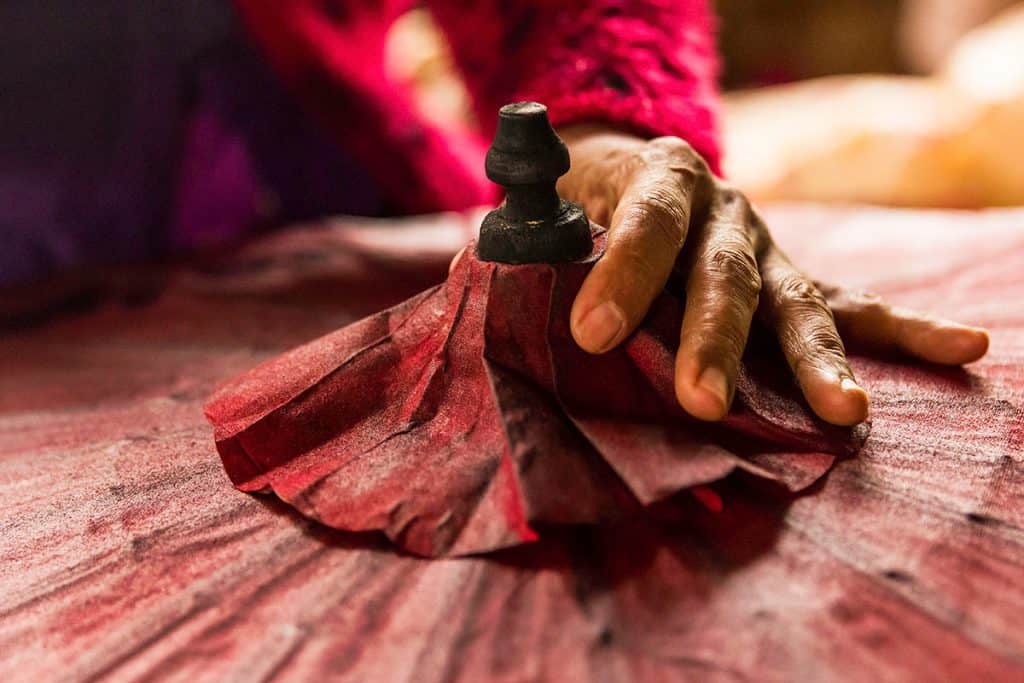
[205, 232, 865, 557]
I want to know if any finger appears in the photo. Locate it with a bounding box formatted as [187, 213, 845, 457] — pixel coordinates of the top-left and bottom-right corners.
[449, 246, 468, 274]
[570, 169, 697, 354]
[822, 287, 990, 365]
[674, 190, 764, 421]
[759, 248, 870, 426]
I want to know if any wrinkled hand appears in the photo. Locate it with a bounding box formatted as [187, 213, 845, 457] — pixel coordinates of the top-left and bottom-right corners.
[558, 125, 989, 426]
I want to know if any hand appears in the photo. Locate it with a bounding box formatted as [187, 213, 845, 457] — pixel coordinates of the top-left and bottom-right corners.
[557, 125, 990, 426]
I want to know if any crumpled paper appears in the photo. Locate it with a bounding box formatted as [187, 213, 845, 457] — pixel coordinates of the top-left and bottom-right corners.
[205, 232, 866, 557]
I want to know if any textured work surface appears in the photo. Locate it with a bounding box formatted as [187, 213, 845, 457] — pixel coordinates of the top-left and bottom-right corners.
[1, 205, 1022, 681]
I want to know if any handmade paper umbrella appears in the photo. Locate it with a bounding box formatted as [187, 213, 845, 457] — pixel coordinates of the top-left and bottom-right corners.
[205, 103, 865, 557]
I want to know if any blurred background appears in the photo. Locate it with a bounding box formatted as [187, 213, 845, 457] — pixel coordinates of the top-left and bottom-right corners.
[3, 0, 1024, 297]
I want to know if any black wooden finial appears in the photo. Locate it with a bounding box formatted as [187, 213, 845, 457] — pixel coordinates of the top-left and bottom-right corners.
[477, 102, 593, 264]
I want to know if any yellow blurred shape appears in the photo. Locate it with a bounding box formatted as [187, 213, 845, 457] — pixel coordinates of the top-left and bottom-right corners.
[725, 4, 1024, 208]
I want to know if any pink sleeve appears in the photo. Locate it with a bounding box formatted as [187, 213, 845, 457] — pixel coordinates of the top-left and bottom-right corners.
[426, 0, 723, 173]
[232, 0, 494, 214]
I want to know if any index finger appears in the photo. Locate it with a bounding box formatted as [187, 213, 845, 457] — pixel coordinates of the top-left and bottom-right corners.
[570, 169, 698, 354]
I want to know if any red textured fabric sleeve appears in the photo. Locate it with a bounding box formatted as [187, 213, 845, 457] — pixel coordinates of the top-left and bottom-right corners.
[231, 0, 494, 214]
[426, 0, 723, 173]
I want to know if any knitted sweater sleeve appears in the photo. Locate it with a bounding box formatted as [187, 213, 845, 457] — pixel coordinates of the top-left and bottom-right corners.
[232, 0, 495, 214]
[425, 0, 723, 173]
[232, 0, 722, 214]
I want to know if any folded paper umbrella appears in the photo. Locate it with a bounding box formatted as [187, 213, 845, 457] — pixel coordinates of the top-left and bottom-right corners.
[205, 102, 866, 557]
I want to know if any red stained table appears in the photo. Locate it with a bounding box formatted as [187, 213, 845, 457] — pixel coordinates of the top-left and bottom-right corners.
[1, 205, 1022, 681]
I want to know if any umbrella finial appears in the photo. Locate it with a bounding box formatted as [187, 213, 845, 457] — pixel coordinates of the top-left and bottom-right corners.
[478, 102, 593, 264]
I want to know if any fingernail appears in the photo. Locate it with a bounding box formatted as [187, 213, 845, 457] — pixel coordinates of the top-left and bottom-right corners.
[840, 377, 862, 394]
[576, 301, 626, 353]
[955, 327, 990, 357]
[697, 366, 730, 411]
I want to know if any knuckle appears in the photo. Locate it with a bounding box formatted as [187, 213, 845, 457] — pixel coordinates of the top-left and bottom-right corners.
[706, 244, 762, 302]
[630, 188, 686, 250]
[850, 290, 889, 318]
[803, 328, 847, 358]
[712, 183, 770, 243]
[714, 183, 748, 209]
[670, 164, 702, 189]
[642, 136, 710, 181]
[811, 280, 841, 300]
[790, 327, 848, 373]
[649, 135, 697, 159]
[776, 274, 829, 311]
[715, 184, 757, 223]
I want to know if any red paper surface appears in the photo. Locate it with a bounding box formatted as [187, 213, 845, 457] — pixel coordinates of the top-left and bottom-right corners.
[206, 232, 864, 556]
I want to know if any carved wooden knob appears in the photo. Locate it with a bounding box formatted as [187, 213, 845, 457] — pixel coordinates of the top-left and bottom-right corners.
[477, 102, 593, 264]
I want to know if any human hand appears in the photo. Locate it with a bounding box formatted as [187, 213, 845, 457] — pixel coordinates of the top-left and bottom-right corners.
[557, 125, 990, 426]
